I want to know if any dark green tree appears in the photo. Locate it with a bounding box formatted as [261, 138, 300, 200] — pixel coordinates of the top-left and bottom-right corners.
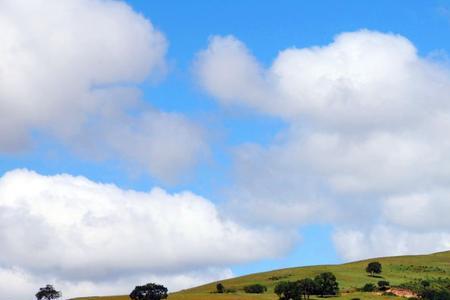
[298, 278, 316, 300]
[130, 283, 168, 300]
[36, 285, 61, 300]
[314, 272, 339, 297]
[274, 281, 302, 300]
[216, 283, 225, 293]
[366, 262, 382, 277]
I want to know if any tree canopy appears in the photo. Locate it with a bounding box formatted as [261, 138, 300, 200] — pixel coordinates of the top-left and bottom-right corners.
[35, 285, 61, 300]
[366, 262, 382, 277]
[314, 272, 339, 297]
[130, 283, 168, 300]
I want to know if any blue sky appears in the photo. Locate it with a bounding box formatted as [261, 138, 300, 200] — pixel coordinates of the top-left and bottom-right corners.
[1, 1, 450, 299]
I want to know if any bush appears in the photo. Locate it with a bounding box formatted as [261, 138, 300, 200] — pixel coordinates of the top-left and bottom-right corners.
[361, 283, 377, 292]
[378, 280, 391, 291]
[419, 288, 450, 300]
[244, 284, 267, 294]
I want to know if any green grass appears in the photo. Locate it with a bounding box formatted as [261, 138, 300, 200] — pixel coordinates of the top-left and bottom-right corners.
[71, 250, 450, 300]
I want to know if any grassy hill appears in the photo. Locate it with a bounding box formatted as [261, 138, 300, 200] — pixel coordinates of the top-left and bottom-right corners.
[72, 250, 450, 300]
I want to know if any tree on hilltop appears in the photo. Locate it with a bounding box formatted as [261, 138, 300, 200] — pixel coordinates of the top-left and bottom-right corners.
[35, 285, 61, 300]
[130, 283, 168, 300]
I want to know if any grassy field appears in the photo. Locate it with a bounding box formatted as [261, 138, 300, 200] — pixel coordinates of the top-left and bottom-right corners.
[72, 250, 450, 300]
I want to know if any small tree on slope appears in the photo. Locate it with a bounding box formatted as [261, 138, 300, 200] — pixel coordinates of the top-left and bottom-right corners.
[366, 262, 382, 277]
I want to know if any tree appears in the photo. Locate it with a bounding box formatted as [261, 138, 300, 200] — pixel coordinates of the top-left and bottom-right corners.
[366, 262, 382, 277]
[35, 285, 61, 300]
[378, 281, 390, 291]
[314, 272, 339, 297]
[244, 284, 267, 294]
[216, 283, 225, 293]
[298, 278, 316, 300]
[130, 283, 168, 300]
[274, 281, 302, 300]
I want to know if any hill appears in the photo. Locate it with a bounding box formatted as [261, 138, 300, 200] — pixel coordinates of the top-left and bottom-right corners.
[72, 250, 450, 300]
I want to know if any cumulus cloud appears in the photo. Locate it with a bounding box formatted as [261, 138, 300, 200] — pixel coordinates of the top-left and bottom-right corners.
[333, 226, 450, 261]
[196, 30, 450, 259]
[0, 0, 206, 181]
[197, 31, 450, 126]
[0, 169, 290, 299]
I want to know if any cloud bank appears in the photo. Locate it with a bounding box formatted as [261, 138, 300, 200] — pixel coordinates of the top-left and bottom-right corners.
[0, 0, 206, 181]
[196, 30, 450, 260]
[0, 169, 290, 299]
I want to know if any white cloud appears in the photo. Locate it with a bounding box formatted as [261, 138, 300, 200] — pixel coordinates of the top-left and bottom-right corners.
[0, 0, 206, 181]
[333, 226, 450, 261]
[0, 169, 290, 299]
[197, 31, 450, 127]
[196, 30, 450, 258]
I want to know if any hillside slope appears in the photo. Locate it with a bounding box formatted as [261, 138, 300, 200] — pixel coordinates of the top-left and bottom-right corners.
[73, 250, 450, 300]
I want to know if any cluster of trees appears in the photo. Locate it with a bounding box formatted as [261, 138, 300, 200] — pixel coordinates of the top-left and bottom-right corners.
[274, 272, 340, 300]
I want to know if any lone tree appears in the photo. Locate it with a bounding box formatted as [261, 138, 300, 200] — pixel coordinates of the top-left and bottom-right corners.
[216, 283, 225, 293]
[366, 262, 382, 277]
[35, 285, 61, 300]
[130, 283, 168, 300]
[314, 272, 339, 297]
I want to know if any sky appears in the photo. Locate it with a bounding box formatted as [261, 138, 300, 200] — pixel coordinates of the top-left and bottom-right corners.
[1, 0, 450, 299]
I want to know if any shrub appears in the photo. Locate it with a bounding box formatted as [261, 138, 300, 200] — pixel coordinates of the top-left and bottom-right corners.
[244, 284, 267, 294]
[361, 283, 377, 292]
[419, 288, 450, 300]
[378, 280, 391, 291]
